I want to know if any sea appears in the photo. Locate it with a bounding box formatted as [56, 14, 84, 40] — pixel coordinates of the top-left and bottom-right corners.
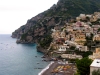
[0, 34, 50, 75]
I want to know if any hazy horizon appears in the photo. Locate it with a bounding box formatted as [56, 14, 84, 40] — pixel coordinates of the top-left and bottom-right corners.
[0, 0, 58, 34]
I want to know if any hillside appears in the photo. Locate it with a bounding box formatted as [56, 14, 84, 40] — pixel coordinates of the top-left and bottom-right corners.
[12, 0, 100, 44]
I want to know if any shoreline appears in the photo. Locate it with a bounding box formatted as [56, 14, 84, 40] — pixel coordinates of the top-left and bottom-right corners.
[38, 61, 54, 75]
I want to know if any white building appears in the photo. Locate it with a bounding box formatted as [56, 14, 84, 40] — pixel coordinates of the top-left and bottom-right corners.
[58, 45, 66, 51]
[86, 15, 92, 18]
[90, 59, 100, 75]
[65, 40, 77, 46]
[76, 45, 88, 52]
[61, 54, 82, 59]
[79, 14, 86, 20]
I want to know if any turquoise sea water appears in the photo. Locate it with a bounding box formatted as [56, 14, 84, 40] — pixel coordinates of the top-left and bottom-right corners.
[0, 34, 49, 75]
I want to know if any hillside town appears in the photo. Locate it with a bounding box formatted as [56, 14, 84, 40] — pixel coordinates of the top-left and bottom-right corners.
[49, 12, 100, 59]
[39, 12, 100, 75]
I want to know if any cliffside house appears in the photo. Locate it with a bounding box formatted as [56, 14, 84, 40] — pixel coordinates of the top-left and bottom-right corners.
[60, 31, 66, 38]
[94, 12, 100, 19]
[92, 25, 100, 34]
[56, 38, 65, 45]
[58, 45, 66, 52]
[74, 33, 86, 45]
[93, 34, 100, 41]
[90, 15, 98, 22]
[50, 42, 58, 50]
[79, 14, 86, 20]
[90, 59, 100, 75]
[52, 30, 61, 40]
[76, 45, 88, 52]
[65, 40, 77, 47]
[89, 48, 100, 60]
[61, 54, 82, 59]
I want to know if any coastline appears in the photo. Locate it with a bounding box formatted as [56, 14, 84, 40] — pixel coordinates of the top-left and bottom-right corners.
[0, 34, 50, 75]
[38, 61, 54, 75]
[37, 46, 48, 53]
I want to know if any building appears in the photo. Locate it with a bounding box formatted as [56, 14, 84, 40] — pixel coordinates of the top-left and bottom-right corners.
[89, 48, 100, 60]
[61, 54, 82, 59]
[76, 45, 88, 52]
[50, 42, 58, 50]
[90, 59, 100, 75]
[74, 33, 86, 45]
[93, 34, 100, 41]
[52, 30, 61, 39]
[58, 45, 66, 51]
[60, 31, 66, 38]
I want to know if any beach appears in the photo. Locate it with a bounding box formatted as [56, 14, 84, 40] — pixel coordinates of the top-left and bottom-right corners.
[39, 61, 77, 75]
[38, 61, 54, 75]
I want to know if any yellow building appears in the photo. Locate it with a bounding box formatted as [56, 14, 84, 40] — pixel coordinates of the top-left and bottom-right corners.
[60, 31, 66, 38]
[74, 33, 86, 45]
[93, 34, 100, 41]
[95, 48, 100, 53]
[89, 48, 100, 60]
[50, 43, 58, 50]
[90, 15, 98, 22]
[52, 30, 61, 40]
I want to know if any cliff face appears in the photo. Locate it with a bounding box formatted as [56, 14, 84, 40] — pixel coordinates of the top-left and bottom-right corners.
[11, 14, 44, 39]
[12, 0, 100, 44]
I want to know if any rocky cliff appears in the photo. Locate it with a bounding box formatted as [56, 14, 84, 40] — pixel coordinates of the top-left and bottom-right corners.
[12, 0, 100, 44]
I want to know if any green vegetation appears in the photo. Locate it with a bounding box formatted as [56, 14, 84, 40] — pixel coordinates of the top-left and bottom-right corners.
[85, 33, 93, 41]
[70, 46, 76, 50]
[84, 33, 94, 49]
[44, 0, 100, 17]
[21, 33, 28, 40]
[92, 69, 100, 75]
[12, 0, 100, 44]
[98, 28, 100, 32]
[86, 16, 90, 21]
[94, 40, 100, 44]
[74, 72, 80, 75]
[76, 57, 92, 75]
[75, 50, 93, 58]
[39, 35, 53, 48]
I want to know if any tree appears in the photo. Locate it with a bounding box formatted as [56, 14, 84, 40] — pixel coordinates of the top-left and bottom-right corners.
[82, 51, 93, 58]
[86, 16, 90, 21]
[92, 69, 100, 75]
[76, 57, 92, 75]
[85, 33, 93, 41]
[74, 72, 80, 75]
[70, 46, 76, 50]
[75, 50, 93, 58]
[98, 28, 100, 32]
[39, 35, 53, 48]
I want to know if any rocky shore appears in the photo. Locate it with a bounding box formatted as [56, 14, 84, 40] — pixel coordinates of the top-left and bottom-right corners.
[16, 39, 35, 44]
[37, 46, 48, 54]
